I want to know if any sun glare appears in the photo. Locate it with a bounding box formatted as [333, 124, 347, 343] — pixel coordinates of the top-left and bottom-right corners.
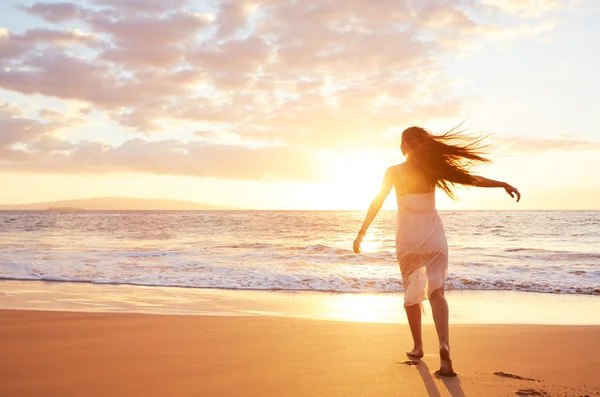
[327, 294, 400, 323]
[324, 152, 397, 210]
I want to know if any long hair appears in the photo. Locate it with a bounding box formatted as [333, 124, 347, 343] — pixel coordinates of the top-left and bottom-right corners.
[402, 125, 491, 199]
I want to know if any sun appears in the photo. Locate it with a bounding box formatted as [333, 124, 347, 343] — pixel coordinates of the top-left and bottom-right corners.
[323, 151, 398, 210]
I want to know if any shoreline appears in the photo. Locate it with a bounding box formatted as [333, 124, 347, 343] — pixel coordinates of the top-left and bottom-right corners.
[2, 280, 599, 325]
[0, 204, 600, 212]
[2, 275, 599, 295]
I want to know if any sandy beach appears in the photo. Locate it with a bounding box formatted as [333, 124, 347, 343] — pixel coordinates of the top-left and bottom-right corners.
[1, 309, 599, 397]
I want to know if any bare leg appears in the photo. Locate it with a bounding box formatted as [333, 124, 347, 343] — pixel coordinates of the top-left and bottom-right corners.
[430, 287, 455, 375]
[404, 304, 423, 358]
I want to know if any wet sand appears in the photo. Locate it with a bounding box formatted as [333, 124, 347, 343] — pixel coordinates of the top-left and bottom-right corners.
[2, 280, 599, 325]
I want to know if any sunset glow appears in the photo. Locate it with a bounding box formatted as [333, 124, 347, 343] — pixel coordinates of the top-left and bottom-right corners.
[0, 0, 599, 209]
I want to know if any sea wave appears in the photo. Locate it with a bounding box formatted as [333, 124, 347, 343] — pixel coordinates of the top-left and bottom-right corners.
[1, 272, 598, 296]
[2, 210, 599, 298]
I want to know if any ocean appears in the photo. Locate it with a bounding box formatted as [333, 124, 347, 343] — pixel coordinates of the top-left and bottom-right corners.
[0, 210, 598, 296]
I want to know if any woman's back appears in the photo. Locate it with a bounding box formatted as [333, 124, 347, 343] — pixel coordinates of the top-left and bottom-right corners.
[394, 162, 436, 196]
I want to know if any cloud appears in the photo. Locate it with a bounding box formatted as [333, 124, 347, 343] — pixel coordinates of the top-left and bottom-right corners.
[481, 0, 561, 17]
[27, 135, 77, 152]
[0, 105, 85, 159]
[1, 27, 95, 63]
[94, 0, 190, 14]
[89, 12, 207, 46]
[0, 134, 326, 182]
[10, 28, 96, 45]
[188, 36, 271, 87]
[100, 45, 185, 68]
[0, 31, 25, 60]
[22, 2, 85, 23]
[492, 136, 600, 154]
[214, 1, 249, 38]
[0, 51, 202, 107]
[0, 0, 573, 182]
[0, 101, 23, 116]
[110, 102, 168, 132]
[0, 105, 325, 181]
[91, 11, 209, 68]
[39, 108, 66, 121]
[0, 51, 127, 105]
[418, 4, 480, 33]
[0, 111, 61, 147]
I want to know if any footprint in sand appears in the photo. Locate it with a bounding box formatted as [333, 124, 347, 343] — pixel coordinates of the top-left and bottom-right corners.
[494, 372, 539, 382]
[515, 389, 545, 396]
[399, 360, 420, 366]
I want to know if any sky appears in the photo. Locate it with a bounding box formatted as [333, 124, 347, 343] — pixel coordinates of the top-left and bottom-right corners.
[0, 0, 599, 210]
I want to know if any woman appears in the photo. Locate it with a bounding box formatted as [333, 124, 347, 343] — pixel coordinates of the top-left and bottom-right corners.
[353, 126, 520, 376]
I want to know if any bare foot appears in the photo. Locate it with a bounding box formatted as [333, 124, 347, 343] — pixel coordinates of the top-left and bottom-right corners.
[435, 344, 457, 377]
[406, 345, 424, 358]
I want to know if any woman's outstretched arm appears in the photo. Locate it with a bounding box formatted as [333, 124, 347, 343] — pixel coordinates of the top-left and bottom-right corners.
[353, 167, 394, 254]
[471, 176, 521, 202]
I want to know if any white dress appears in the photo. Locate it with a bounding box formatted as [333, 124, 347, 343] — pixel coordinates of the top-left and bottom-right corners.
[395, 167, 449, 308]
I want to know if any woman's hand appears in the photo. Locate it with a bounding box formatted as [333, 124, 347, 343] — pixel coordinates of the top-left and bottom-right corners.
[353, 234, 364, 254]
[504, 183, 521, 202]
[471, 176, 522, 203]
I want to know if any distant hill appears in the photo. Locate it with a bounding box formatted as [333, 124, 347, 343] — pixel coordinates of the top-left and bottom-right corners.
[0, 197, 241, 210]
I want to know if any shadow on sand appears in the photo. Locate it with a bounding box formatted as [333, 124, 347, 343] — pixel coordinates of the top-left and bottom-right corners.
[399, 358, 466, 397]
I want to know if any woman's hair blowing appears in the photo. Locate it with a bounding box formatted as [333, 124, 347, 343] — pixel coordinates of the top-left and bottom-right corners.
[402, 126, 491, 199]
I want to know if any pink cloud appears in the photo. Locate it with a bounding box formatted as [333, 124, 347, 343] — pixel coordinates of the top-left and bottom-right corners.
[4, 0, 522, 128]
[111, 103, 167, 132]
[0, 51, 200, 107]
[0, 51, 129, 106]
[38, 108, 65, 121]
[22, 2, 85, 23]
[0, 147, 29, 161]
[418, 4, 479, 33]
[94, 0, 190, 14]
[163, 96, 249, 124]
[0, 0, 574, 182]
[0, 102, 23, 116]
[214, 1, 248, 38]
[89, 12, 207, 46]
[100, 45, 184, 68]
[0, 106, 325, 181]
[0, 33, 28, 60]
[1, 28, 96, 62]
[28, 135, 77, 152]
[22, 3, 208, 69]
[188, 37, 270, 87]
[89, 12, 209, 68]
[1, 133, 326, 182]
[11, 28, 96, 45]
[0, 111, 59, 147]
